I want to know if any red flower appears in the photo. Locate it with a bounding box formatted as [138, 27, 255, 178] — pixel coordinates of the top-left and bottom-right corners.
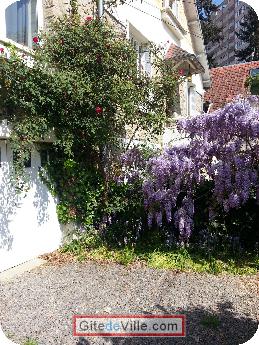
[33, 36, 39, 44]
[85, 16, 93, 21]
[95, 106, 103, 114]
[60, 38, 64, 45]
[0, 47, 4, 54]
[178, 68, 185, 76]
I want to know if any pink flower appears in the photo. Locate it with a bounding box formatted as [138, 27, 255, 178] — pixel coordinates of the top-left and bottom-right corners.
[33, 36, 39, 44]
[85, 16, 93, 21]
[0, 48, 4, 54]
[179, 68, 185, 76]
[95, 106, 103, 114]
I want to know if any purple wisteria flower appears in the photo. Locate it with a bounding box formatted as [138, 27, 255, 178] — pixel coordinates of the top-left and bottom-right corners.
[142, 96, 259, 242]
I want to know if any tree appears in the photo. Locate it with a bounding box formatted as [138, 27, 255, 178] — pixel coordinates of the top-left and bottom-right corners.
[196, 0, 222, 68]
[235, 7, 259, 62]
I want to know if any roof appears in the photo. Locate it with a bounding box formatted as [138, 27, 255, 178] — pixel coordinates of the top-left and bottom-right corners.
[204, 61, 259, 111]
[165, 44, 205, 74]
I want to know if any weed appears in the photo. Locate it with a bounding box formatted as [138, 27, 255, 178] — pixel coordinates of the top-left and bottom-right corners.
[23, 339, 38, 345]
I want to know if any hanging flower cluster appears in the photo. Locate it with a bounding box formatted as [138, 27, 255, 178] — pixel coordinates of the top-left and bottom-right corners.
[142, 96, 259, 241]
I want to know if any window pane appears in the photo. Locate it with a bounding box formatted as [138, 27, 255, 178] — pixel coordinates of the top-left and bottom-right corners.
[5, 0, 38, 47]
[40, 149, 48, 167]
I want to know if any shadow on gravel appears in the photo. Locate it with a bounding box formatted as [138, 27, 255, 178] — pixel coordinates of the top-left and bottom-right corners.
[76, 302, 258, 345]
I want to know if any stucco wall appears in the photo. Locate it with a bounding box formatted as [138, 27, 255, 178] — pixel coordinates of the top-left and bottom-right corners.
[0, 122, 61, 272]
[43, 0, 96, 27]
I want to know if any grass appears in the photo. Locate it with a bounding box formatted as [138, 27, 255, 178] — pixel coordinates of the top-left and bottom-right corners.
[60, 232, 259, 275]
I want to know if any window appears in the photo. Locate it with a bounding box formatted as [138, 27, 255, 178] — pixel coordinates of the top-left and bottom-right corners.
[5, 0, 38, 47]
[250, 68, 259, 77]
[238, 6, 245, 16]
[40, 149, 50, 167]
[235, 41, 243, 49]
[130, 36, 152, 77]
[39, 147, 54, 167]
[163, 0, 179, 18]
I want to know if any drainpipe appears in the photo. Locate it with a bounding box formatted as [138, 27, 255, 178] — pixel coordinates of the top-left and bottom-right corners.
[97, 0, 104, 19]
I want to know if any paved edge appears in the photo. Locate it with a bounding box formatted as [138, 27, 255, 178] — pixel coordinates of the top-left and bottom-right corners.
[0, 258, 47, 283]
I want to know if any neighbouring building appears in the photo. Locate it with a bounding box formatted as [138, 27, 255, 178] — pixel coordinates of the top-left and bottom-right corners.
[0, 0, 210, 272]
[204, 61, 259, 111]
[206, 0, 251, 67]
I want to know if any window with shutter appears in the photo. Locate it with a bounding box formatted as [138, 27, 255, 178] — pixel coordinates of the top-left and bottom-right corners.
[130, 35, 152, 76]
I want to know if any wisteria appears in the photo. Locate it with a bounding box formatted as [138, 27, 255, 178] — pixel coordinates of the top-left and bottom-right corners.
[142, 96, 259, 241]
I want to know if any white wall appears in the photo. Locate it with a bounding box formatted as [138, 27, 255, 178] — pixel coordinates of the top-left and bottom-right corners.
[115, 0, 180, 47]
[0, 124, 61, 272]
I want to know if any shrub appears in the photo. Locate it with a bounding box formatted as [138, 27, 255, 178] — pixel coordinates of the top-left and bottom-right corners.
[142, 96, 259, 245]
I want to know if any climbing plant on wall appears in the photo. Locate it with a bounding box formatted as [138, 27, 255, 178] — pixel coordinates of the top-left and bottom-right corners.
[0, 1, 180, 229]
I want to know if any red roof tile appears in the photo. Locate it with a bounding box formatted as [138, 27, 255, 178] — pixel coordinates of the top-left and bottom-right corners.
[204, 61, 259, 111]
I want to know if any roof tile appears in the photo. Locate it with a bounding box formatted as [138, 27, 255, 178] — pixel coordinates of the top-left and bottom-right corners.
[204, 61, 259, 110]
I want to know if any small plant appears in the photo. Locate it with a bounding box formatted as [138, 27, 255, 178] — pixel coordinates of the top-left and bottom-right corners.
[245, 75, 259, 95]
[201, 314, 221, 329]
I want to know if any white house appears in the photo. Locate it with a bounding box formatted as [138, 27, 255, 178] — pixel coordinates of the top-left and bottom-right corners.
[0, 0, 61, 273]
[112, 1, 211, 111]
[108, 0, 211, 145]
[0, 0, 210, 272]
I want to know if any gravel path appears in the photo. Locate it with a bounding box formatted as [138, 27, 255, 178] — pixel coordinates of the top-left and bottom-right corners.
[0, 261, 258, 345]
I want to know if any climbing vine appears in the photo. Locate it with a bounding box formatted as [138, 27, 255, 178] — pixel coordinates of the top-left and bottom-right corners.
[0, 1, 181, 231]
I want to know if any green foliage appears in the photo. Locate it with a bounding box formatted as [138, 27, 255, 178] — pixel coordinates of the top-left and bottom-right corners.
[236, 8, 259, 62]
[102, 179, 146, 246]
[0, 2, 179, 231]
[40, 153, 104, 228]
[0, 7, 179, 166]
[196, 0, 222, 67]
[61, 227, 259, 274]
[245, 75, 259, 95]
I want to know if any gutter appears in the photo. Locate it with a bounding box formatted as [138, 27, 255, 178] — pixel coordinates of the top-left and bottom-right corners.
[183, 3, 211, 89]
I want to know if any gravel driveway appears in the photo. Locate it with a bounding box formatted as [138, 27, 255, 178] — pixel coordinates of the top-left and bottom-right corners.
[0, 261, 258, 345]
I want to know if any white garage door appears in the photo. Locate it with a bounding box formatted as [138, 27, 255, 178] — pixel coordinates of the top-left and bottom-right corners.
[0, 139, 62, 272]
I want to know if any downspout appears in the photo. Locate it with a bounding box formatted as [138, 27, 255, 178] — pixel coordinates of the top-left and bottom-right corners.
[97, 0, 104, 19]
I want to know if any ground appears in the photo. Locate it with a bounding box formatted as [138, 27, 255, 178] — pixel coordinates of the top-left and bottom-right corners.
[0, 261, 258, 345]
